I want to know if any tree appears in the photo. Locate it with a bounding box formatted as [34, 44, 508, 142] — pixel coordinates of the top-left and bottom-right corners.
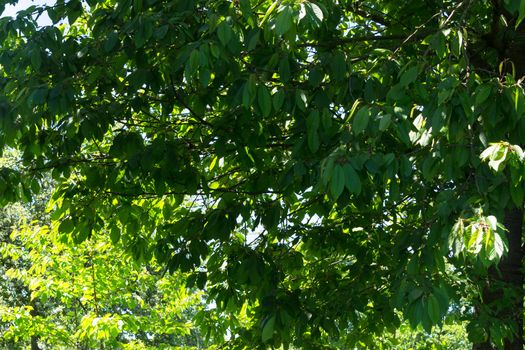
[1, 217, 206, 349]
[0, 150, 55, 350]
[1, 0, 525, 348]
[0, 153, 206, 349]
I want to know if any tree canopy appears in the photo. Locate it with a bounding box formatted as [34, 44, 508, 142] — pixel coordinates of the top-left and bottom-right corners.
[2, 222, 204, 349]
[0, 157, 205, 349]
[1, 0, 525, 348]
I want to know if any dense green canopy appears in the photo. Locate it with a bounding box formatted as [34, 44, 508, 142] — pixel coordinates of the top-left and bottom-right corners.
[1, 0, 525, 348]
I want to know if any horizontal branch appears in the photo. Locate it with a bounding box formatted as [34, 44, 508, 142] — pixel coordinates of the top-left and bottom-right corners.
[299, 29, 435, 48]
[104, 187, 282, 199]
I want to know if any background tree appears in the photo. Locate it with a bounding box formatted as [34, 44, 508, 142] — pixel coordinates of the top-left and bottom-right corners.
[0, 154, 205, 349]
[1, 220, 206, 349]
[1, 0, 525, 349]
[0, 150, 54, 350]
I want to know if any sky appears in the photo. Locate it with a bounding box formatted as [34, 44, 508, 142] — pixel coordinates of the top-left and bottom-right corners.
[3, 0, 53, 25]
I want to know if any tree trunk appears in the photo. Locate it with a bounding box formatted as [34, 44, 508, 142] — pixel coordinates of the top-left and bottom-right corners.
[473, 208, 523, 350]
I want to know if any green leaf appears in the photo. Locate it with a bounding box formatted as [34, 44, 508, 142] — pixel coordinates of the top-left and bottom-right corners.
[480, 144, 498, 161]
[247, 30, 260, 51]
[307, 129, 319, 153]
[187, 49, 200, 77]
[104, 31, 119, 53]
[414, 300, 424, 325]
[30, 179, 40, 194]
[393, 279, 407, 308]
[59, 218, 75, 234]
[257, 86, 272, 117]
[308, 68, 323, 87]
[330, 164, 345, 200]
[262, 315, 276, 342]
[243, 76, 257, 108]
[421, 310, 432, 333]
[407, 255, 418, 275]
[427, 294, 440, 324]
[511, 144, 524, 161]
[31, 50, 42, 71]
[279, 57, 291, 82]
[352, 106, 370, 134]
[510, 182, 524, 207]
[343, 163, 361, 195]
[307, 110, 320, 153]
[260, 1, 278, 26]
[110, 226, 121, 244]
[306, 110, 320, 131]
[467, 322, 488, 343]
[239, 0, 253, 20]
[428, 31, 446, 58]
[399, 66, 418, 87]
[275, 6, 293, 36]
[486, 215, 498, 232]
[436, 77, 458, 105]
[493, 231, 507, 259]
[345, 99, 361, 123]
[295, 90, 307, 111]
[67, 0, 82, 25]
[308, 2, 323, 20]
[330, 51, 347, 81]
[134, 16, 153, 48]
[488, 146, 508, 172]
[467, 224, 484, 253]
[506, 83, 518, 110]
[29, 88, 48, 106]
[75, 223, 91, 243]
[273, 89, 285, 110]
[379, 114, 392, 131]
[47, 7, 60, 23]
[516, 0, 525, 29]
[154, 24, 169, 39]
[475, 84, 492, 105]
[450, 29, 463, 57]
[433, 285, 449, 313]
[408, 288, 423, 302]
[321, 156, 335, 187]
[305, 2, 324, 25]
[217, 22, 233, 46]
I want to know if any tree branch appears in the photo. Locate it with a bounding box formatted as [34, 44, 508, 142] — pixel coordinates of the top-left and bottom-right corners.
[299, 30, 435, 49]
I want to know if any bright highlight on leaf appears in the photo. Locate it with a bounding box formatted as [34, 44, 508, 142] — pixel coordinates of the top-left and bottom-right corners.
[449, 214, 508, 264]
[480, 142, 524, 172]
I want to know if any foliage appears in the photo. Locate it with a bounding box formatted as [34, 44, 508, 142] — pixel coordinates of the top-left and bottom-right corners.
[0, 151, 54, 349]
[0, 152, 205, 349]
[1, 220, 205, 349]
[1, 0, 525, 348]
[375, 322, 471, 350]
